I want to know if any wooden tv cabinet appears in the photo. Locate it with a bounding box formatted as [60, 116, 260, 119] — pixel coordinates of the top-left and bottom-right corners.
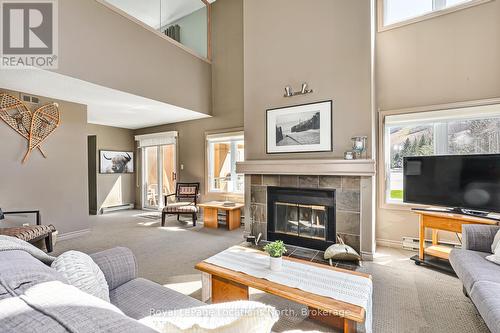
[411, 209, 498, 272]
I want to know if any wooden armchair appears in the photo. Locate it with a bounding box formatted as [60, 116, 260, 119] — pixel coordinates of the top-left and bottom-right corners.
[161, 183, 200, 227]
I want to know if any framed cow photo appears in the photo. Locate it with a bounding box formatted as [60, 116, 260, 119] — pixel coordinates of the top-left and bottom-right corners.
[99, 150, 134, 174]
[266, 100, 332, 154]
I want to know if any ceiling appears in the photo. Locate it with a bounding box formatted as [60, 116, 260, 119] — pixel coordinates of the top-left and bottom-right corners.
[106, 0, 216, 30]
[0, 68, 209, 129]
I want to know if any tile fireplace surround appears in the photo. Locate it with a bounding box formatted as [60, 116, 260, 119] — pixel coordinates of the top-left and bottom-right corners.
[237, 159, 376, 260]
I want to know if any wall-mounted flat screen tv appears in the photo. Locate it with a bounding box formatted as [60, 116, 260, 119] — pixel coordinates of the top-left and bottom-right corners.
[403, 154, 500, 213]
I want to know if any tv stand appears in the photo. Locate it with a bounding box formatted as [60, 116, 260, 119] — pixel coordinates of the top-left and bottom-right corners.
[410, 209, 499, 273]
[414, 207, 500, 222]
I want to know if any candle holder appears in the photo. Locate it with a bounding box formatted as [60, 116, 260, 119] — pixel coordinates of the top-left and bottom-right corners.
[351, 136, 368, 159]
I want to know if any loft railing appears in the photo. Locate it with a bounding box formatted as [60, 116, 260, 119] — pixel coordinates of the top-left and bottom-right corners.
[101, 0, 211, 61]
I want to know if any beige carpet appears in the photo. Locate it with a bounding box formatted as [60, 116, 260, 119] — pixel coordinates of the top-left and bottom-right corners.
[55, 210, 489, 333]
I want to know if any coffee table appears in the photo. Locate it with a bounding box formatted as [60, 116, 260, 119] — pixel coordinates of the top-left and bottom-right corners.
[198, 201, 244, 230]
[195, 246, 371, 333]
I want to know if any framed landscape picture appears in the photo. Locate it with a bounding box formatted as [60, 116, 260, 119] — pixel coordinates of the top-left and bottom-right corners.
[99, 150, 134, 174]
[266, 100, 332, 154]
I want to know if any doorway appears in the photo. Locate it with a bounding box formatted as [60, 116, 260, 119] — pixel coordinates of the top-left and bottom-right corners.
[88, 135, 98, 215]
[142, 144, 177, 210]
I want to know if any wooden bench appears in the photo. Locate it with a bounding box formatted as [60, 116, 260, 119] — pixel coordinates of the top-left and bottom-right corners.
[0, 210, 55, 252]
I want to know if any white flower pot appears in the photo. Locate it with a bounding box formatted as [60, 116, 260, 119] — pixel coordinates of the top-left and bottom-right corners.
[269, 256, 283, 271]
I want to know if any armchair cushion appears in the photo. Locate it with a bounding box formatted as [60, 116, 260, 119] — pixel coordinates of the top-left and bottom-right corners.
[110, 278, 204, 320]
[163, 203, 199, 214]
[469, 281, 500, 333]
[449, 249, 500, 293]
[90, 247, 138, 291]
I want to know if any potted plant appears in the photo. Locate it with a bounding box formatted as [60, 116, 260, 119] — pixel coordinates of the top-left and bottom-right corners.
[263, 240, 287, 271]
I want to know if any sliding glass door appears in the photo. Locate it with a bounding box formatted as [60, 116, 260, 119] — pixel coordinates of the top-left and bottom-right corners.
[142, 144, 177, 210]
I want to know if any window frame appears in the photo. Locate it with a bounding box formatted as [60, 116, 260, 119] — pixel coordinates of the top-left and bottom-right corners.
[377, 0, 493, 32]
[378, 98, 500, 211]
[205, 129, 245, 196]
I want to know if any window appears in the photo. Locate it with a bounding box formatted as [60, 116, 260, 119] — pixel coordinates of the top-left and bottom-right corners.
[384, 104, 500, 204]
[207, 132, 244, 194]
[381, 0, 487, 28]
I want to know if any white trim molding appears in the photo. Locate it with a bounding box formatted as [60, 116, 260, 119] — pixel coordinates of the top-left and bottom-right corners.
[58, 229, 91, 241]
[377, 0, 494, 32]
[376, 238, 402, 249]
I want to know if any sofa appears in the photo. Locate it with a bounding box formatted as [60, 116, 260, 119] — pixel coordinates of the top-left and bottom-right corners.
[449, 224, 500, 333]
[0, 246, 205, 332]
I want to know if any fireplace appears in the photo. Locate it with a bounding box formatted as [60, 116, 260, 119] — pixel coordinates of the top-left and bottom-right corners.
[267, 186, 336, 251]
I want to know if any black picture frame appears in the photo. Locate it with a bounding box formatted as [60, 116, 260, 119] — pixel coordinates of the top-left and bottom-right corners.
[266, 100, 333, 154]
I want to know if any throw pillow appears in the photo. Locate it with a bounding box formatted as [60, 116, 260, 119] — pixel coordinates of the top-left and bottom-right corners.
[139, 301, 279, 333]
[491, 229, 500, 254]
[486, 237, 500, 265]
[51, 250, 110, 302]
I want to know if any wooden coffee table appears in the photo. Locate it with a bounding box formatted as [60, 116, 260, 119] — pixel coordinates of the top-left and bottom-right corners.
[195, 247, 371, 333]
[198, 202, 244, 230]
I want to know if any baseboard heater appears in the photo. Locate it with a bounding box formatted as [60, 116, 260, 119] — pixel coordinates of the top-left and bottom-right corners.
[101, 204, 134, 214]
[402, 236, 461, 251]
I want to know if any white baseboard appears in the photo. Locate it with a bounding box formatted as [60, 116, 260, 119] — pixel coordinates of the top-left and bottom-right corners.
[361, 251, 374, 261]
[101, 204, 134, 214]
[376, 238, 403, 249]
[57, 229, 91, 241]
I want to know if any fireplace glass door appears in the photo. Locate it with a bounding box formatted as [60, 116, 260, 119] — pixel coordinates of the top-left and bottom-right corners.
[275, 202, 326, 240]
[267, 186, 335, 251]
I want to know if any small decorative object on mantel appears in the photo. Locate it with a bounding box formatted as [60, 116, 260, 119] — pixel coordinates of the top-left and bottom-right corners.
[0, 93, 60, 164]
[267, 100, 332, 154]
[264, 240, 287, 271]
[351, 135, 368, 159]
[324, 235, 361, 265]
[284, 82, 313, 98]
[344, 151, 355, 160]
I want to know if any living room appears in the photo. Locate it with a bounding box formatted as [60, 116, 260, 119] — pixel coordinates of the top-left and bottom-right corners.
[0, 0, 499, 332]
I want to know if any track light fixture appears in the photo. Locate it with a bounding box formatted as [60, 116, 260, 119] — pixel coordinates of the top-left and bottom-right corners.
[283, 82, 313, 97]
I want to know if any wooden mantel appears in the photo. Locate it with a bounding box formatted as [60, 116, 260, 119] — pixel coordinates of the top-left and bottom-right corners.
[236, 159, 376, 176]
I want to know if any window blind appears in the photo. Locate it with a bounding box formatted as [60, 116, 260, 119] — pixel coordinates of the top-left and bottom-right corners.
[135, 131, 178, 148]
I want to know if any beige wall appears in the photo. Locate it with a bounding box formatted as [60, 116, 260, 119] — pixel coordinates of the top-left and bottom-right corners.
[243, 0, 372, 160]
[54, 0, 211, 116]
[0, 89, 89, 236]
[376, 0, 500, 245]
[134, 0, 244, 205]
[88, 124, 136, 212]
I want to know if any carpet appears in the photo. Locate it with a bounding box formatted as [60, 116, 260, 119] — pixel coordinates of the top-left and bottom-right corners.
[54, 210, 489, 333]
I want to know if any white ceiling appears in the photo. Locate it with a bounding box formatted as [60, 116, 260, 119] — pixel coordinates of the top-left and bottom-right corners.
[0, 68, 209, 129]
[106, 0, 216, 30]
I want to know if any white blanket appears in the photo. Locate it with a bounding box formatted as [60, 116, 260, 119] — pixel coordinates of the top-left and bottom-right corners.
[205, 246, 373, 333]
[0, 235, 55, 265]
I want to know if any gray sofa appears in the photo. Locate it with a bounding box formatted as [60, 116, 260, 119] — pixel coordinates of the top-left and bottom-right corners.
[0, 246, 205, 332]
[449, 224, 500, 333]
